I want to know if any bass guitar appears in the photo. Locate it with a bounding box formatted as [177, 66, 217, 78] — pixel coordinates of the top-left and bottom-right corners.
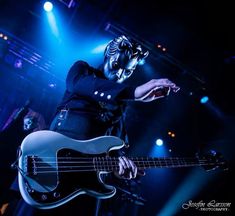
[17, 130, 227, 209]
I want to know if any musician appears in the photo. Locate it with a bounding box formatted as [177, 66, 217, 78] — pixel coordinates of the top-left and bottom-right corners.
[49, 35, 180, 215]
[9, 35, 180, 215]
[0, 102, 46, 215]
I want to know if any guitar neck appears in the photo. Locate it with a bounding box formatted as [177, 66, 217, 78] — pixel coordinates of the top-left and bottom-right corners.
[93, 157, 203, 172]
[133, 157, 201, 169]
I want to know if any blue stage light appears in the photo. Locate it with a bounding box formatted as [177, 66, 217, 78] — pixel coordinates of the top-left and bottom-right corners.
[138, 59, 146, 65]
[44, 1, 53, 12]
[156, 139, 163, 146]
[91, 44, 107, 54]
[200, 96, 209, 104]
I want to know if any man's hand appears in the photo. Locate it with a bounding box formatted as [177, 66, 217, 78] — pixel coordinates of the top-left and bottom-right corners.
[115, 156, 137, 179]
[134, 79, 180, 102]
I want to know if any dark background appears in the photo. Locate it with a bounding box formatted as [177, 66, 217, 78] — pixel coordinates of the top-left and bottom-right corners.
[0, 0, 234, 215]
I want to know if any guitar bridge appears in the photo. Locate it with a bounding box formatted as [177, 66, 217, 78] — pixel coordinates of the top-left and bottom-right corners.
[25, 156, 38, 176]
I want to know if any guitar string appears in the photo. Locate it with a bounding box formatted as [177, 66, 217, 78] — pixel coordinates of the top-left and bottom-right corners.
[37, 159, 218, 163]
[31, 160, 211, 166]
[27, 156, 210, 160]
[34, 161, 223, 168]
[32, 159, 211, 164]
[30, 159, 214, 167]
[32, 163, 222, 170]
[30, 157, 210, 162]
[25, 162, 224, 174]
[24, 156, 222, 174]
[31, 163, 209, 169]
[24, 161, 224, 174]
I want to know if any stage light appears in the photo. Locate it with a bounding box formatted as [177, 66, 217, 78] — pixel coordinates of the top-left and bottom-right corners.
[91, 43, 107, 54]
[44, 1, 53, 12]
[200, 96, 209, 104]
[138, 59, 146, 65]
[156, 44, 167, 53]
[14, 59, 23, 69]
[0, 33, 3, 38]
[168, 131, 175, 138]
[48, 83, 56, 88]
[3, 36, 8, 40]
[156, 139, 163, 146]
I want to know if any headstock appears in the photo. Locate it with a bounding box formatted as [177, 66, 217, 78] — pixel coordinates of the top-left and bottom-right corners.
[197, 150, 228, 171]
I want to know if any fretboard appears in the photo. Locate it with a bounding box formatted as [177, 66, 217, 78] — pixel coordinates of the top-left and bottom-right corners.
[31, 156, 216, 174]
[93, 157, 206, 172]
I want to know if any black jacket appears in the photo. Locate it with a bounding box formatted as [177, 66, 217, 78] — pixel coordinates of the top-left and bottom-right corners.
[51, 60, 135, 143]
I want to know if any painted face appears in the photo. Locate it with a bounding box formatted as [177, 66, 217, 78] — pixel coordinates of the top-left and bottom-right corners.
[23, 117, 37, 131]
[103, 52, 139, 83]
